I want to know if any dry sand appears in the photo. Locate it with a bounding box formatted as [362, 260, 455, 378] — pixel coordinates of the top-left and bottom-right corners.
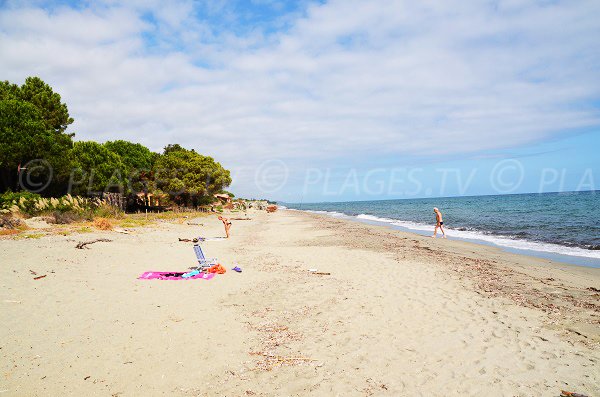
[1, 210, 598, 396]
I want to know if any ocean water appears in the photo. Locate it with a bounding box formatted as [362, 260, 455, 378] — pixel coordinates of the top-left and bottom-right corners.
[283, 191, 600, 267]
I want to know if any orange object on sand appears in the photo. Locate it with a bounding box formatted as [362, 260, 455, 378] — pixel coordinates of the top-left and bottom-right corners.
[208, 264, 226, 274]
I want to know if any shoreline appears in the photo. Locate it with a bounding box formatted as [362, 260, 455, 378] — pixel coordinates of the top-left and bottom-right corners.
[1, 209, 598, 395]
[294, 210, 600, 280]
[285, 208, 600, 268]
[294, 210, 600, 294]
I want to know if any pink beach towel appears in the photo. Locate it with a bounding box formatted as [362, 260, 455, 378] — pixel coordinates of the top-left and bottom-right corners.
[138, 271, 215, 281]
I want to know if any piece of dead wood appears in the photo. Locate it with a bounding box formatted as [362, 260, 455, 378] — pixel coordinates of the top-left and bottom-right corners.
[33, 275, 47, 280]
[113, 228, 130, 234]
[178, 238, 196, 242]
[313, 272, 331, 276]
[186, 222, 204, 226]
[561, 391, 589, 397]
[231, 218, 252, 220]
[249, 352, 316, 371]
[567, 328, 588, 338]
[75, 238, 112, 249]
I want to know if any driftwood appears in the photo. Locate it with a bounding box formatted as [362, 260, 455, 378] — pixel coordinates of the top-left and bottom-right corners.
[313, 272, 331, 276]
[561, 391, 589, 397]
[186, 222, 204, 226]
[249, 351, 316, 371]
[231, 218, 252, 221]
[75, 238, 112, 249]
[33, 275, 47, 280]
[113, 228, 131, 234]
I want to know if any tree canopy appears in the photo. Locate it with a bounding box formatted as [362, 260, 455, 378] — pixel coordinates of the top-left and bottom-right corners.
[104, 140, 157, 171]
[0, 99, 73, 194]
[70, 141, 128, 195]
[1, 77, 73, 134]
[0, 76, 233, 204]
[154, 145, 232, 205]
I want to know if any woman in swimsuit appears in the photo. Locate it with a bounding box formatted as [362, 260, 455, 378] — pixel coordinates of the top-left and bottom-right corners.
[218, 215, 232, 238]
[431, 207, 446, 238]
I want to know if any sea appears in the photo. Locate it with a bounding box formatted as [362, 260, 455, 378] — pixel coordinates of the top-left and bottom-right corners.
[283, 191, 600, 268]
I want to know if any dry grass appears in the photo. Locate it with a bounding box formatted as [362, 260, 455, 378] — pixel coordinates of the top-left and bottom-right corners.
[25, 233, 44, 239]
[110, 211, 210, 227]
[156, 210, 212, 220]
[0, 214, 25, 229]
[92, 217, 113, 230]
[1, 210, 214, 236]
[116, 217, 154, 228]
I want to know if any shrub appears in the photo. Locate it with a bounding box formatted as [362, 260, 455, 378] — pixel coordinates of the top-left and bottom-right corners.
[0, 193, 125, 222]
[93, 217, 113, 230]
[0, 191, 42, 214]
[51, 211, 86, 224]
[93, 203, 124, 219]
[0, 214, 24, 229]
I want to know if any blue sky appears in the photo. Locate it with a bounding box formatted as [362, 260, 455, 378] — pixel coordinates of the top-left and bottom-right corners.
[1, 0, 599, 201]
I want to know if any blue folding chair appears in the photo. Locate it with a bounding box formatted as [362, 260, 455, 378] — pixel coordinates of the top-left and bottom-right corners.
[193, 243, 217, 269]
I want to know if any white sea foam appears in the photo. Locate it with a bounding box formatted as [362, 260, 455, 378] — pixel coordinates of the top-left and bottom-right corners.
[357, 214, 432, 232]
[298, 209, 600, 260]
[305, 210, 346, 218]
[440, 226, 600, 259]
[356, 214, 397, 223]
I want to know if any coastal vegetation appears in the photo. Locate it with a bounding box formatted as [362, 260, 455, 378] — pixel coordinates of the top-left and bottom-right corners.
[0, 76, 233, 214]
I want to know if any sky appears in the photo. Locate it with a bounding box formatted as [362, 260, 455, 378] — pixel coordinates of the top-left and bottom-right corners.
[1, 0, 599, 202]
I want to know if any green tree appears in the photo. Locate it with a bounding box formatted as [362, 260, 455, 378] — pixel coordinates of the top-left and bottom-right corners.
[0, 77, 75, 195]
[163, 143, 186, 155]
[104, 140, 157, 171]
[0, 77, 235, 201]
[104, 140, 158, 194]
[1, 77, 73, 134]
[153, 145, 231, 205]
[0, 100, 73, 194]
[0, 80, 19, 100]
[70, 141, 127, 195]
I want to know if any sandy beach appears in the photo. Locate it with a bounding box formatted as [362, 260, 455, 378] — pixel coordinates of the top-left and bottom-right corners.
[1, 209, 598, 396]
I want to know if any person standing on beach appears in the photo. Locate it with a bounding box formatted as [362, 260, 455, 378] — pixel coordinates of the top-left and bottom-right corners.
[218, 215, 232, 238]
[431, 207, 446, 238]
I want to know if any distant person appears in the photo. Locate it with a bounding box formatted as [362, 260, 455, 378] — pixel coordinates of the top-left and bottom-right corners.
[431, 207, 446, 238]
[218, 215, 232, 238]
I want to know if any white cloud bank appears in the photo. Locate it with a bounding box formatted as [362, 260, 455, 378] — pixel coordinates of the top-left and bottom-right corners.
[1, 0, 599, 197]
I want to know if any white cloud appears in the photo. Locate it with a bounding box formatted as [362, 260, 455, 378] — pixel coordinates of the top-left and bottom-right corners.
[1, 0, 599, 198]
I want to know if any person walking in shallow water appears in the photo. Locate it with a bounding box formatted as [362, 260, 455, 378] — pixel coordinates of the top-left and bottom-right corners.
[431, 207, 446, 238]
